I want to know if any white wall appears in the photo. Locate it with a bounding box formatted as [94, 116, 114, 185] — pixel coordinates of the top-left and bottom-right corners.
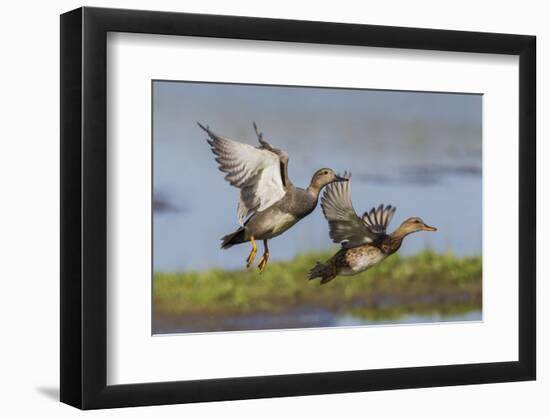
[0, 0, 546, 415]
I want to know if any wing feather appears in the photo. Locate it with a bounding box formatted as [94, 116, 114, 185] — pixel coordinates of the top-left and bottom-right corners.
[320, 174, 377, 248]
[199, 123, 286, 225]
[361, 205, 396, 235]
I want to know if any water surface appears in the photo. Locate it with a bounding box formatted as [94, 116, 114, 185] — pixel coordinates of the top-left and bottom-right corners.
[154, 308, 482, 334]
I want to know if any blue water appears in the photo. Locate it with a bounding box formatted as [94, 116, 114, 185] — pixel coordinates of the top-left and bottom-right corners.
[153, 309, 482, 334]
[335, 310, 482, 326]
[153, 81, 482, 272]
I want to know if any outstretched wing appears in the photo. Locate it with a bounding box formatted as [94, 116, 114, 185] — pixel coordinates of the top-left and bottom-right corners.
[321, 174, 378, 248]
[199, 123, 286, 225]
[362, 204, 396, 236]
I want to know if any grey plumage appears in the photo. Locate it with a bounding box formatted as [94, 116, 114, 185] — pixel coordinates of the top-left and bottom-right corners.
[199, 123, 346, 262]
[234, 182, 319, 242]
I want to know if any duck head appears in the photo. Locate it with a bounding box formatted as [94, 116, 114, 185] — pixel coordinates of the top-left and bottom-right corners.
[308, 168, 348, 193]
[392, 217, 437, 239]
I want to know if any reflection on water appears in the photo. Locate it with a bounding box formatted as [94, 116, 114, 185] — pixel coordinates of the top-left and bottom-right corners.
[337, 310, 481, 326]
[153, 307, 481, 334]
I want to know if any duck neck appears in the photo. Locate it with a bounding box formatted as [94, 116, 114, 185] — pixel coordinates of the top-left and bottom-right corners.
[382, 231, 408, 255]
[306, 182, 322, 197]
[389, 226, 413, 242]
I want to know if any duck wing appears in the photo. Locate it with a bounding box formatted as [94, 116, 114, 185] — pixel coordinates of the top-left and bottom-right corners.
[361, 204, 396, 236]
[199, 123, 287, 226]
[321, 173, 378, 248]
[253, 122, 293, 188]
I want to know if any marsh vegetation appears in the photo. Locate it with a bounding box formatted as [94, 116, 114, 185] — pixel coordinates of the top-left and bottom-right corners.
[153, 250, 482, 333]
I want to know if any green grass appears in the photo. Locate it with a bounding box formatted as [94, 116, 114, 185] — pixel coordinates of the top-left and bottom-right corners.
[153, 249, 482, 317]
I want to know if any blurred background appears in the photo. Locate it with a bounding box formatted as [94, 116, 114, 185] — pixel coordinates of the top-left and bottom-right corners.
[152, 80, 482, 334]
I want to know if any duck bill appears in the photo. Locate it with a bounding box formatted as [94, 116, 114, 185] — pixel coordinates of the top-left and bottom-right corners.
[334, 175, 349, 182]
[422, 224, 437, 232]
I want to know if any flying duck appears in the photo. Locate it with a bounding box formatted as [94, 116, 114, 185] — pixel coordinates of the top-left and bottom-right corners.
[199, 122, 347, 272]
[309, 173, 437, 284]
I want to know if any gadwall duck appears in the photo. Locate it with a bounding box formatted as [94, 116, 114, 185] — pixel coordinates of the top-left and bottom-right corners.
[199, 122, 347, 272]
[309, 174, 436, 284]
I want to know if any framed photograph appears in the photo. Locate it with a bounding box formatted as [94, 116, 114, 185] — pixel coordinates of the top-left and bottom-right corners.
[60, 6, 536, 409]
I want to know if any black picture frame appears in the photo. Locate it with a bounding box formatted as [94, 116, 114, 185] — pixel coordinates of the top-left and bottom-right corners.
[60, 6, 536, 410]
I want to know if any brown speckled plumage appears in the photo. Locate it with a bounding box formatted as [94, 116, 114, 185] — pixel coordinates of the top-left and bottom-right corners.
[309, 237, 398, 284]
[309, 174, 436, 284]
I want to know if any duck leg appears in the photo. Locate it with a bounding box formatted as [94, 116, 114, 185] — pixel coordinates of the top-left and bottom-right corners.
[246, 236, 257, 268]
[257, 240, 270, 273]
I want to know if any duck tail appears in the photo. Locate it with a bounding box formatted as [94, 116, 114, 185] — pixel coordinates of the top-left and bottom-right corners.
[308, 260, 337, 285]
[221, 227, 245, 249]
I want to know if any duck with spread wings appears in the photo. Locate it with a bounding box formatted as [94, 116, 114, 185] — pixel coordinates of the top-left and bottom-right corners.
[309, 173, 437, 284]
[199, 122, 347, 272]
